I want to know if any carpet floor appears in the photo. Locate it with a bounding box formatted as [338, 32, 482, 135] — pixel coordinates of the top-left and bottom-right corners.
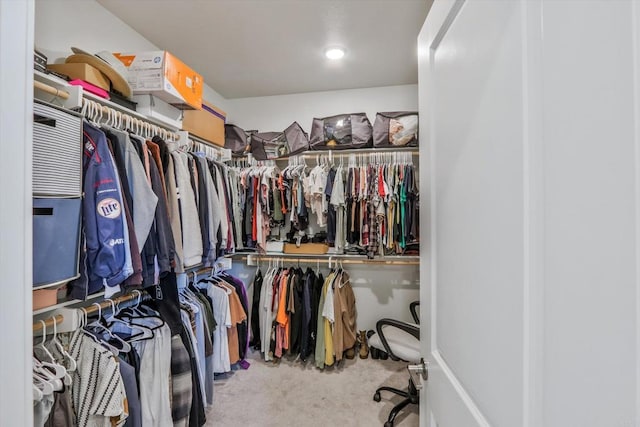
[205, 349, 419, 426]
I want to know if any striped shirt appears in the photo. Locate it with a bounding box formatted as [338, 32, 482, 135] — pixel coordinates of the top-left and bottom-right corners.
[68, 329, 128, 427]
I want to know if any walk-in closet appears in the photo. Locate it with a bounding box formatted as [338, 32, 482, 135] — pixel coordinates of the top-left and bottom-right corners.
[19, 1, 428, 426]
[6, 0, 640, 426]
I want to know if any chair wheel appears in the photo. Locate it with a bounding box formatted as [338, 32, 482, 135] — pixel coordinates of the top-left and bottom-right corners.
[373, 392, 381, 402]
[384, 422, 393, 427]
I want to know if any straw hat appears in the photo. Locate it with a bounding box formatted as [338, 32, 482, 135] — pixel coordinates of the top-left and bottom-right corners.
[65, 47, 132, 98]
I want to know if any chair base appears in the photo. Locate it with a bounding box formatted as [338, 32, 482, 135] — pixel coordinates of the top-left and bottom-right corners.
[373, 379, 419, 427]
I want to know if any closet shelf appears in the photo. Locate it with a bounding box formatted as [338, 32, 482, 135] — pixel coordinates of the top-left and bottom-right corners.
[247, 146, 419, 163]
[32, 290, 105, 316]
[33, 70, 82, 110]
[228, 252, 420, 266]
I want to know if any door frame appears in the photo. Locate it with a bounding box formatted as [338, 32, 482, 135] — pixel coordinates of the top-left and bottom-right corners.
[0, 0, 34, 425]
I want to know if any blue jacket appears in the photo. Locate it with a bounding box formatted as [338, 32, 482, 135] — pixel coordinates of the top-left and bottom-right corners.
[82, 122, 131, 289]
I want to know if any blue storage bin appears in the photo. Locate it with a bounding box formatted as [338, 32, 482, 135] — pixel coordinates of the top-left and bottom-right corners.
[33, 197, 81, 287]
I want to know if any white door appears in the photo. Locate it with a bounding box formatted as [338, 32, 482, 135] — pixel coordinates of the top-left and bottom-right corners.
[418, 1, 640, 426]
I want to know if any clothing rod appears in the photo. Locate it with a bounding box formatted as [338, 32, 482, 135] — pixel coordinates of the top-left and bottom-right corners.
[243, 255, 419, 266]
[80, 290, 148, 317]
[33, 314, 64, 333]
[34, 80, 70, 100]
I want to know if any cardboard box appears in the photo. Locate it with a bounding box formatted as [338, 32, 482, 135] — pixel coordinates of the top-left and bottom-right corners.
[114, 51, 203, 110]
[182, 101, 226, 146]
[47, 63, 111, 91]
[283, 243, 329, 255]
[133, 94, 183, 129]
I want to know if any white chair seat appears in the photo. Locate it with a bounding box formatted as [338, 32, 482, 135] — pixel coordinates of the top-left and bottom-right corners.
[368, 322, 420, 363]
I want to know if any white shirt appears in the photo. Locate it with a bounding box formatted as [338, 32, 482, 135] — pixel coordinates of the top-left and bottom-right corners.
[208, 284, 232, 373]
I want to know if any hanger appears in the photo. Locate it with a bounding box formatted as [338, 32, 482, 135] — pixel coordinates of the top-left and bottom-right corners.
[32, 321, 65, 391]
[105, 298, 154, 343]
[116, 293, 165, 331]
[32, 358, 56, 397]
[49, 316, 77, 373]
[32, 382, 44, 401]
[83, 303, 126, 355]
[34, 320, 56, 363]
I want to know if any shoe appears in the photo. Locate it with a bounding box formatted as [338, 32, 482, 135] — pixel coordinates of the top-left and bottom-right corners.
[379, 351, 389, 360]
[359, 330, 369, 359]
[367, 330, 380, 359]
[345, 347, 356, 359]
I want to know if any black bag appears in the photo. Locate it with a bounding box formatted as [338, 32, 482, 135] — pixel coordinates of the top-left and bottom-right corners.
[250, 122, 309, 160]
[309, 113, 373, 150]
[224, 124, 251, 155]
[373, 112, 418, 147]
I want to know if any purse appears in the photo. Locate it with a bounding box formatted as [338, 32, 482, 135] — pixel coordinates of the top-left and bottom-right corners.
[250, 121, 309, 160]
[373, 112, 418, 147]
[309, 113, 373, 150]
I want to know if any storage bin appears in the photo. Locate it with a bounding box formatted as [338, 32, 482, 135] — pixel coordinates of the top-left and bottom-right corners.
[33, 198, 81, 287]
[32, 288, 61, 310]
[33, 101, 82, 197]
[310, 113, 372, 150]
[373, 111, 418, 147]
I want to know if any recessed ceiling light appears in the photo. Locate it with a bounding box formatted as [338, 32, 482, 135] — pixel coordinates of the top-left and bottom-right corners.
[325, 47, 345, 60]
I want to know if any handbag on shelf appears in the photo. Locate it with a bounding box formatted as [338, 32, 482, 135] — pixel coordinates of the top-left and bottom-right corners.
[373, 111, 418, 148]
[250, 121, 309, 160]
[309, 113, 373, 150]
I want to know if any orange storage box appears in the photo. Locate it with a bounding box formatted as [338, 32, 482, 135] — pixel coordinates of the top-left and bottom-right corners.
[182, 101, 227, 147]
[114, 51, 203, 110]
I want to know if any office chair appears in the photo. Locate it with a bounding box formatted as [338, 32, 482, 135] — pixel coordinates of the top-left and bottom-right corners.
[368, 301, 420, 427]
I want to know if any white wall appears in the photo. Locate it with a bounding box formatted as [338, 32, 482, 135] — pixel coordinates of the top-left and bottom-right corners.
[225, 84, 418, 132]
[34, 0, 228, 109]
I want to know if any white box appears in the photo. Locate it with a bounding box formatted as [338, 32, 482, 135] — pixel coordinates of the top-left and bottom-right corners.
[133, 94, 183, 129]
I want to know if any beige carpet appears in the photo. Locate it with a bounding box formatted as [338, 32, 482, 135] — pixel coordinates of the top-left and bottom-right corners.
[205, 349, 419, 426]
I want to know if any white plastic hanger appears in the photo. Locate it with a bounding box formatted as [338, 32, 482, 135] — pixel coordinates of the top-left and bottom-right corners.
[50, 316, 77, 373]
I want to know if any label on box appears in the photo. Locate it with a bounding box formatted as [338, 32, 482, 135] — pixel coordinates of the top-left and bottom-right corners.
[129, 70, 163, 91]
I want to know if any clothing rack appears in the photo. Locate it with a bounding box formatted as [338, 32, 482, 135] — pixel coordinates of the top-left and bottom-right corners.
[243, 254, 419, 266]
[32, 314, 64, 334]
[82, 98, 181, 142]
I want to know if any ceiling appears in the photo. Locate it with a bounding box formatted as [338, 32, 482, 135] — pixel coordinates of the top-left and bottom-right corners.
[97, 0, 431, 99]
